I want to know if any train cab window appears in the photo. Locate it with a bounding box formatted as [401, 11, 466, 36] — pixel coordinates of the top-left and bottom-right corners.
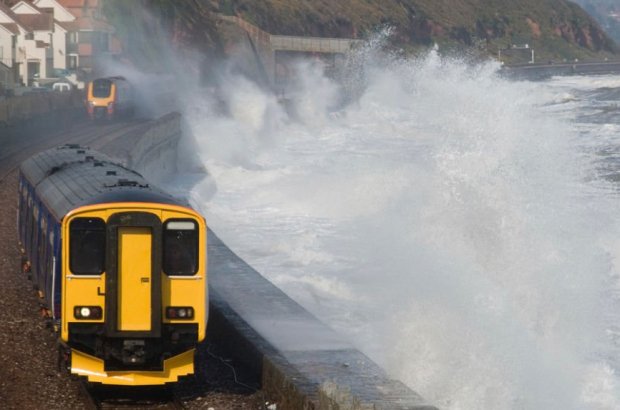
[92, 79, 112, 98]
[70, 218, 106, 275]
[163, 220, 198, 276]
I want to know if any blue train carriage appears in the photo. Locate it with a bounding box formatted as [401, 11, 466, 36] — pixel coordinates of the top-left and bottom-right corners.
[17, 144, 208, 385]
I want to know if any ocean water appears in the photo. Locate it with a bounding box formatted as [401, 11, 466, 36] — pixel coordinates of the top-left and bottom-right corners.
[170, 49, 620, 409]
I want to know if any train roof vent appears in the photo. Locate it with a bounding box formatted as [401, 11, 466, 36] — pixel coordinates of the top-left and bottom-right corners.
[59, 144, 81, 150]
[106, 170, 117, 175]
[93, 161, 104, 167]
[47, 162, 68, 176]
[85, 155, 95, 161]
[104, 178, 149, 188]
[118, 179, 138, 187]
[77, 149, 86, 154]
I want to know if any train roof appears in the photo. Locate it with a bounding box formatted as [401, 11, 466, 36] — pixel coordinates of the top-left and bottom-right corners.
[19, 144, 187, 220]
[92, 76, 128, 83]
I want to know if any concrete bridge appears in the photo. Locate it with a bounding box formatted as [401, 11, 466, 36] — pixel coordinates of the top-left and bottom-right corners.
[219, 15, 362, 90]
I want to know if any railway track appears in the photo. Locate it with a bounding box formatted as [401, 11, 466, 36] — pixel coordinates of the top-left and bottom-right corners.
[0, 118, 150, 183]
[79, 382, 186, 410]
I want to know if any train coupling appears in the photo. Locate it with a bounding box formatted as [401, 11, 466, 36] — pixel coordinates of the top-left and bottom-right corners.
[122, 339, 146, 365]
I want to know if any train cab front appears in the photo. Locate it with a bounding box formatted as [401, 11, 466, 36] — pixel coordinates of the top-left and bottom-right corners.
[60, 206, 207, 385]
[86, 78, 115, 121]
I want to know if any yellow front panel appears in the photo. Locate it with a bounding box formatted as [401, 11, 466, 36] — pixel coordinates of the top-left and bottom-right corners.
[63, 204, 207, 342]
[118, 227, 152, 331]
[71, 349, 195, 385]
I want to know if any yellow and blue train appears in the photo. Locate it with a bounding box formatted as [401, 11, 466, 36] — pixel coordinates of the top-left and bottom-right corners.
[86, 76, 135, 121]
[18, 144, 207, 385]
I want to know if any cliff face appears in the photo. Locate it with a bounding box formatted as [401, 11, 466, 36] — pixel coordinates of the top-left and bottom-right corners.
[218, 0, 619, 62]
[102, 0, 619, 65]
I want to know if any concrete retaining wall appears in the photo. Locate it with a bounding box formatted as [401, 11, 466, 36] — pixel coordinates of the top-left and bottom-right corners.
[501, 60, 620, 80]
[0, 90, 83, 127]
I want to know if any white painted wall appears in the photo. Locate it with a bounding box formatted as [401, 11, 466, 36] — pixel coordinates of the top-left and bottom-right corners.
[52, 22, 66, 69]
[0, 9, 17, 24]
[0, 26, 14, 68]
[33, 0, 75, 22]
[11, 2, 40, 15]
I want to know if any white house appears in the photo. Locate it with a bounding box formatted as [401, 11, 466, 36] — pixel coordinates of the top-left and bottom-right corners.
[0, 0, 117, 89]
[0, 21, 18, 68]
[0, 4, 22, 88]
[0, 23, 18, 90]
[33, 0, 76, 23]
[11, 0, 57, 85]
[32, 0, 74, 71]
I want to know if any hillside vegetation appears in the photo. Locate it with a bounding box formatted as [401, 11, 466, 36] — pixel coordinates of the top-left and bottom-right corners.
[221, 0, 619, 62]
[104, 0, 619, 65]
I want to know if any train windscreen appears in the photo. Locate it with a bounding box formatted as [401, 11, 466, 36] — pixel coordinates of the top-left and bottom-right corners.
[70, 218, 106, 274]
[92, 79, 113, 98]
[163, 220, 198, 276]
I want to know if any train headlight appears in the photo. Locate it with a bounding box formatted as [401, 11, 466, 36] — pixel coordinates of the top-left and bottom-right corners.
[166, 306, 194, 320]
[74, 306, 103, 320]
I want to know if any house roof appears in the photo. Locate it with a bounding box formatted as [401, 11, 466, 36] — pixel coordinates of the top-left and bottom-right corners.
[13, 12, 53, 31]
[0, 3, 26, 30]
[32, 0, 76, 22]
[11, 1, 40, 15]
[56, 0, 101, 7]
[62, 15, 112, 32]
[0, 22, 20, 35]
[54, 20, 69, 31]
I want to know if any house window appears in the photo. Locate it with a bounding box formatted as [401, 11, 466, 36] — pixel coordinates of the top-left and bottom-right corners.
[68, 55, 78, 69]
[25, 33, 34, 40]
[69, 32, 78, 44]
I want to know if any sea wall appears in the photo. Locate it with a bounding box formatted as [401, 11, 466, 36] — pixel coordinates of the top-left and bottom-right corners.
[100, 112, 437, 409]
[501, 60, 620, 80]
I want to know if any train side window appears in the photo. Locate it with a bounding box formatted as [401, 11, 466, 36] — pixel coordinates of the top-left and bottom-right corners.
[163, 220, 198, 276]
[30, 204, 39, 254]
[25, 195, 33, 248]
[18, 186, 26, 234]
[38, 217, 47, 264]
[70, 218, 106, 275]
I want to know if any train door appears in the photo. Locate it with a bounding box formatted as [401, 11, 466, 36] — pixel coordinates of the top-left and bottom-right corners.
[117, 227, 151, 330]
[105, 212, 162, 338]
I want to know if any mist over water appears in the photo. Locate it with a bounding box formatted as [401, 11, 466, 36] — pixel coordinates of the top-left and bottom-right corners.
[173, 45, 620, 409]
